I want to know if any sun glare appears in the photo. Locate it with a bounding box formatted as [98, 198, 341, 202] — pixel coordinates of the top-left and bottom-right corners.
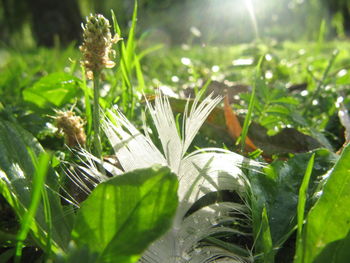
[244, 0, 259, 39]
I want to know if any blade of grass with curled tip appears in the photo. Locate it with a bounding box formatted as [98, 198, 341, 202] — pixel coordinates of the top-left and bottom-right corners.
[14, 153, 51, 263]
[261, 207, 274, 263]
[27, 148, 55, 261]
[41, 183, 53, 260]
[294, 153, 315, 263]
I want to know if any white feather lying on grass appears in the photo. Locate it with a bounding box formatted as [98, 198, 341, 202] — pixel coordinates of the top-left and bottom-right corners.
[75, 92, 259, 262]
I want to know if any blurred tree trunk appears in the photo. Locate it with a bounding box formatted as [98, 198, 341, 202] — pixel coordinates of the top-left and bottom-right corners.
[26, 0, 83, 46]
[342, 6, 350, 34]
[323, 0, 350, 35]
[0, 0, 29, 41]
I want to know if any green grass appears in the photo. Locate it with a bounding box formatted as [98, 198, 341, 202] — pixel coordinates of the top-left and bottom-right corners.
[1, 9, 350, 262]
[14, 153, 51, 263]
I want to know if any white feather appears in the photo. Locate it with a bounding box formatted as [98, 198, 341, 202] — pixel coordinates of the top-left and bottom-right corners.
[76, 92, 260, 262]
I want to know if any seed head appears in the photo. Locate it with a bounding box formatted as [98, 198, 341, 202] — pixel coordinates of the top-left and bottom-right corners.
[79, 14, 120, 79]
[55, 110, 86, 147]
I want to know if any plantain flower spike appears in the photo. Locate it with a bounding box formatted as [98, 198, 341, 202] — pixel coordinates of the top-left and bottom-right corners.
[79, 14, 121, 79]
[55, 110, 86, 147]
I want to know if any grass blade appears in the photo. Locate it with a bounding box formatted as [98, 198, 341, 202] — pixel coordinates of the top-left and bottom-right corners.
[318, 19, 327, 45]
[134, 54, 145, 91]
[294, 153, 315, 263]
[14, 153, 51, 263]
[240, 55, 264, 152]
[125, 0, 138, 66]
[111, 7, 136, 118]
[41, 182, 53, 260]
[261, 206, 274, 263]
[110, 10, 121, 36]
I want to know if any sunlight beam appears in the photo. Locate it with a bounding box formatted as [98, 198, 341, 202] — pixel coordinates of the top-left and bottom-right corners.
[244, 0, 260, 39]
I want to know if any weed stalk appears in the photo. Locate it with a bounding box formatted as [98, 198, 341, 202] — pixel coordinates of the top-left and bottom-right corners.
[93, 71, 103, 161]
[303, 49, 339, 117]
[80, 14, 120, 172]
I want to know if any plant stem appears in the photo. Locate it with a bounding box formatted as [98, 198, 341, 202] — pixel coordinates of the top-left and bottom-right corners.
[93, 71, 104, 173]
[303, 49, 339, 117]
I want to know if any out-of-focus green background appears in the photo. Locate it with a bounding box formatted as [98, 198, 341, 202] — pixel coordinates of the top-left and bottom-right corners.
[1, 0, 349, 48]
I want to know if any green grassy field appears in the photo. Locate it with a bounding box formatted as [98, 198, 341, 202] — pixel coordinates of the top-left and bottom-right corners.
[1, 9, 350, 263]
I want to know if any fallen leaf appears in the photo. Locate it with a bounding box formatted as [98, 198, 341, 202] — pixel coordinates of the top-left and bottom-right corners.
[183, 80, 250, 104]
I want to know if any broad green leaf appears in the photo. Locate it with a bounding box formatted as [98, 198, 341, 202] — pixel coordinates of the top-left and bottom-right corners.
[55, 244, 99, 263]
[248, 148, 337, 249]
[303, 144, 350, 262]
[0, 119, 73, 252]
[23, 72, 80, 108]
[72, 166, 178, 263]
[312, 230, 350, 263]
